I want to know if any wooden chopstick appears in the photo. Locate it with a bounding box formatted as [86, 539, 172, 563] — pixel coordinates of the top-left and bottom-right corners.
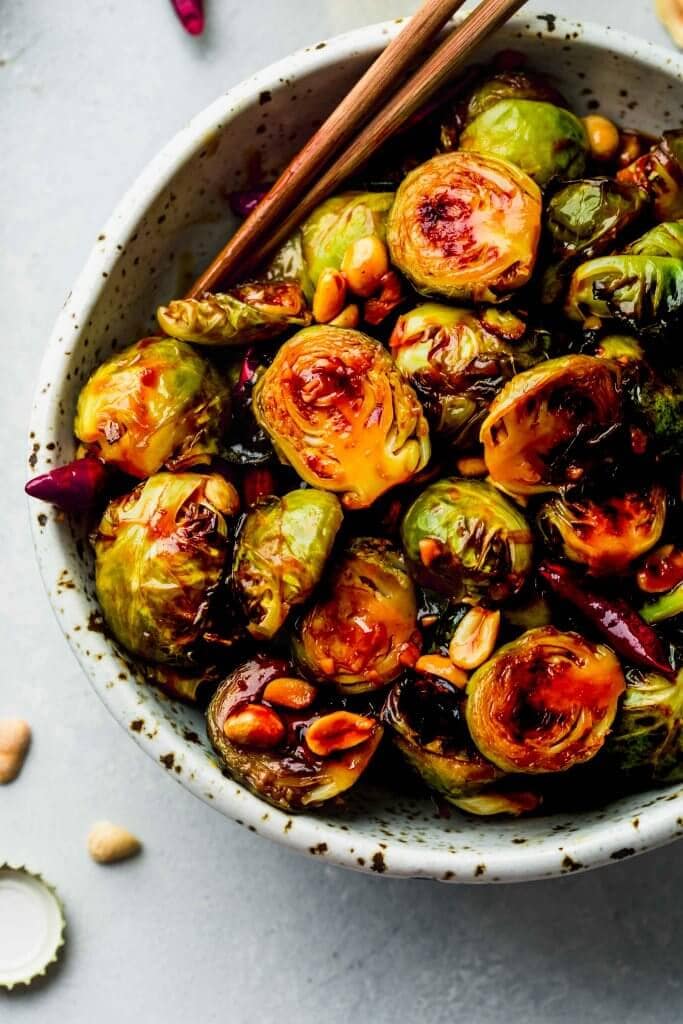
[187, 0, 528, 298]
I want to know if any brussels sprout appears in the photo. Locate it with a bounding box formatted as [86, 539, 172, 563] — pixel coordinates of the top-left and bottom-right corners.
[546, 179, 647, 261]
[232, 489, 343, 640]
[293, 537, 422, 694]
[265, 231, 315, 301]
[401, 478, 533, 602]
[300, 191, 394, 287]
[566, 255, 683, 337]
[604, 667, 683, 782]
[389, 303, 539, 443]
[252, 325, 430, 510]
[383, 677, 540, 816]
[460, 100, 588, 187]
[618, 129, 683, 221]
[93, 472, 239, 664]
[640, 585, 683, 625]
[386, 152, 541, 303]
[625, 221, 683, 258]
[207, 655, 383, 811]
[157, 281, 310, 346]
[538, 486, 667, 576]
[466, 627, 625, 773]
[480, 355, 622, 496]
[74, 337, 230, 478]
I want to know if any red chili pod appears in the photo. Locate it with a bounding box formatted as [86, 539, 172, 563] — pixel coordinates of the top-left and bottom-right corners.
[170, 0, 204, 36]
[25, 457, 108, 513]
[242, 468, 277, 507]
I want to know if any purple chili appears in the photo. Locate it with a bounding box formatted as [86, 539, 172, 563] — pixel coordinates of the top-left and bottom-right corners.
[170, 0, 204, 36]
[538, 561, 675, 679]
[25, 457, 108, 514]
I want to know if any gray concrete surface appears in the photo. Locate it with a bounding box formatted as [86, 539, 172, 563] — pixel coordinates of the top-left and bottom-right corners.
[1, 1, 682, 1021]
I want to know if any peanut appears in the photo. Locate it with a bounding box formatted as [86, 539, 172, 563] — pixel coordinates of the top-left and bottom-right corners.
[263, 676, 317, 710]
[203, 475, 240, 516]
[341, 236, 389, 297]
[329, 303, 360, 329]
[656, 0, 683, 48]
[449, 607, 501, 670]
[582, 115, 620, 162]
[87, 821, 142, 864]
[223, 703, 285, 749]
[305, 711, 376, 757]
[456, 456, 488, 478]
[312, 268, 347, 323]
[618, 131, 643, 168]
[414, 654, 468, 689]
[0, 719, 31, 784]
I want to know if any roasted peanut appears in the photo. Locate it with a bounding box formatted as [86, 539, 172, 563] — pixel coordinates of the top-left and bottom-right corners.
[449, 607, 501, 670]
[414, 654, 468, 689]
[223, 703, 285, 749]
[341, 236, 389, 297]
[456, 456, 488, 478]
[617, 131, 643, 168]
[87, 821, 142, 864]
[582, 115, 620, 162]
[329, 303, 360, 329]
[263, 676, 317, 710]
[312, 268, 347, 323]
[203, 475, 240, 516]
[305, 711, 376, 757]
[0, 719, 31, 784]
[656, 0, 683, 48]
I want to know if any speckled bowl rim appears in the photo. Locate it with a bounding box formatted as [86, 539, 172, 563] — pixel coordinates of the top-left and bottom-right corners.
[29, 14, 683, 883]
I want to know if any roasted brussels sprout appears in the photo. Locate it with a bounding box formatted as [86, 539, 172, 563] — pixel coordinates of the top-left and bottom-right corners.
[480, 355, 622, 496]
[157, 281, 310, 346]
[252, 325, 430, 510]
[386, 152, 541, 303]
[74, 337, 230, 478]
[207, 655, 383, 811]
[401, 478, 533, 602]
[604, 667, 683, 782]
[383, 676, 540, 816]
[466, 627, 625, 773]
[93, 472, 239, 664]
[460, 100, 588, 187]
[538, 486, 667, 576]
[300, 191, 394, 287]
[640, 585, 683, 625]
[232, 489, 343, 640]
[389, 303, 538, 443]
[566, 255, 683, 337]
[265, 231, 315, 300]
[546, 179, 647, 261]
[464, 70, 567, 128]
[618, 129, 683, 221]
[625, 221, 683, 258]
[293, 537, 422, 694]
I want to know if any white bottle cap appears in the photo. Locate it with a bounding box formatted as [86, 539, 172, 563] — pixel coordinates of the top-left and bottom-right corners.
[0, 865, 65, 989]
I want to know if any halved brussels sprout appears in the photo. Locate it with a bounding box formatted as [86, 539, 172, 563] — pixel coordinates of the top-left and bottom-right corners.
[480, 355, 622, 496]
[401, 478, 533, 602]
[157, 282, 310, 346]
[386, 152, 541, 303]
[466, 627, 625, 773]
[74, 337, 230, 478]
[604, 667, 683, 782]
[207, 655, 383, 811]
[618, 129, 683, 221]
[382, 676, 540, 816]
[252, 325, 430, 510]
[546, 179, 647, 261]
[232, 489, 343, 640]
[265, 231, 315, 300]
[300, 191, 394, 287]
[389, 303, 538, 443]
[460, 100, 588, 187]
[537, 486, 667, 576]
[93, 472, 239, 664]
[566, 255, 683, 337]
[293, 537, 422, 694]
[625, 221, 683, 258]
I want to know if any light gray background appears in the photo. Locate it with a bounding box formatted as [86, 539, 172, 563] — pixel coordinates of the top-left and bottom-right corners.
[2, 2, 681, 1021]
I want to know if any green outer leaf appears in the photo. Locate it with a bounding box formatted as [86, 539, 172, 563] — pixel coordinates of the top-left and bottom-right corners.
[301, 191, 394, 286]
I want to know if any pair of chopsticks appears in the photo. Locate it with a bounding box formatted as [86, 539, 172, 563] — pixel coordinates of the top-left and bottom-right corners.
[188, 0, 529, 298]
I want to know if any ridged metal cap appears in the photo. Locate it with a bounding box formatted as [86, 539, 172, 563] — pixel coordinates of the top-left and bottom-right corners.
[0, 865, 65, 989]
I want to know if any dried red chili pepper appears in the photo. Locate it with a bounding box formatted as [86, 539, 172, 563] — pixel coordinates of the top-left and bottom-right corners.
[363, 271, 404, 326]
[242, 467, 277, 507]
[538, 560, 674, 679]
[170, 0, 204, 36]
[25, 457, 107, 513]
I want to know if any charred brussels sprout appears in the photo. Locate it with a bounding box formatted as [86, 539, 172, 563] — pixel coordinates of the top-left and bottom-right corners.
[625, 221, 683, 258]
[566, 255, 683, 337]
[389, 303, 538, 443]
[386, 152, 541, 303]
[93, 472, 239, 664]
[465, 70, 566, 127]
[460, 100, 588, 187]
[640, 585, 683, 625]
[300, 191, 394, 287]
[157, 282, 310, 346]
[466, 627, 625, 773]
[207, 655, 383, 811]
[618, 129, 683, 221]
[74, 337, 230, 478]
[604, 668, 683, 782]
[401, 478, 533, 602]
[232, 489, 343, 640]
[293, 537, 422, 694]
[546, 179, 647, 261]
[252, 326, 430, 510]
[383, 677, 540, 816]
[480, 355, 622, 496]
[537, 486, 667, 576]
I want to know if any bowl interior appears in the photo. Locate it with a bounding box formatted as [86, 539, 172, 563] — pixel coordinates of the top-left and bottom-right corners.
[29, 15, 683, 882]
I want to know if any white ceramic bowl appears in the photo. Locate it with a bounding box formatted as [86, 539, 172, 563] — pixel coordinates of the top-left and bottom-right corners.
[29, 14, 683, 882]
